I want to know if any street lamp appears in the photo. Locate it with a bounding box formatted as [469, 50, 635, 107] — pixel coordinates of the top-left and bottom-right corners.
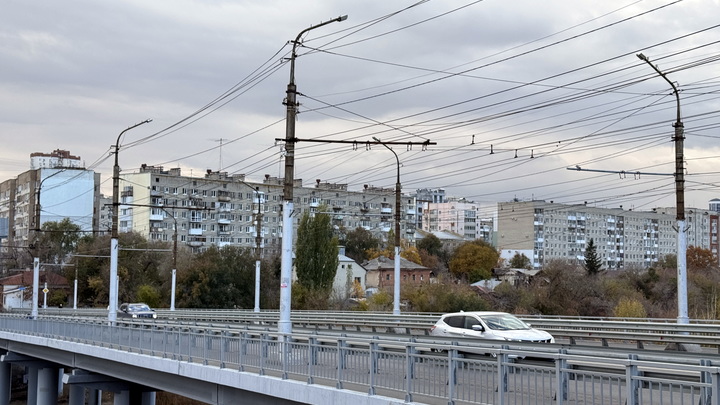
[110, 119, 152, 323]
[238, 181, 264, 312]
[637, 53, 687, 325]
[157, 206, 178, 311]
[373, 137, 402, 315]
[280, 15, 347, 334]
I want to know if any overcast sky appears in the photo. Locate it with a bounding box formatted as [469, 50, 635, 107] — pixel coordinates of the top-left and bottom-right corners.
[2, 0, 719, 214]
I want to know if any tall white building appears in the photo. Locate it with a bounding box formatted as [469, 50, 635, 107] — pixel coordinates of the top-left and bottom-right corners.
[0, 151, 100, 269]
[496, 200, 719, 269]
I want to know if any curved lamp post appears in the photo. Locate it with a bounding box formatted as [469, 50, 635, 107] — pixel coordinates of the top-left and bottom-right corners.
[637, 53, 687, 325]
[373, 137, 402, 315]
[109, 119, 152, 323]
[280, 15, 347, 334]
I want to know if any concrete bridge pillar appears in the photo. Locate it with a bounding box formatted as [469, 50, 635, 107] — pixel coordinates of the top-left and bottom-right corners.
[1, 352, 60, 405]
[37, 366, 60, 404]
[87, 388, 102, 405]
[26, 366, 38, 405]
[68, 384, 85, 405]
[0, 356, 11, 405]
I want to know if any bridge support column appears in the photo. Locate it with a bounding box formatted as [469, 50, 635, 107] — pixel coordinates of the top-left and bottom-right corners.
[68, 384, 85, 405]
[0, 357, 11, 405]
[114, 388, 154, 405]
[37, 366, 60, 404]
[87, 388, 102, 405]
[142, 391, 156, 405]
[26, 366, 38, 405]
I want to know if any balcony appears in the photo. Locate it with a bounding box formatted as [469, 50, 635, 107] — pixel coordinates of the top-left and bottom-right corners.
[218, 218, 231, 225]
[218, 195, 231, 202]
[380, 207, 392, 214]
[187, 241, 204, 247]
[150, 214, 164, 221]
[189, 228, 203, 236]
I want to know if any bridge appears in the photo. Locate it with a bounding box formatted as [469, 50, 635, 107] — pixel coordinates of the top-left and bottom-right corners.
[1, 311, 720, 404]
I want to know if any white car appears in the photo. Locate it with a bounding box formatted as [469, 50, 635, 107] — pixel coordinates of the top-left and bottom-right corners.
[430, 311, 554, 343]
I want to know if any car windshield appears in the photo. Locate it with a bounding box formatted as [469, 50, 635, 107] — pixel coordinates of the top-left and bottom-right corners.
[128, 304, 151, 311]
[481, 314, 530, 330]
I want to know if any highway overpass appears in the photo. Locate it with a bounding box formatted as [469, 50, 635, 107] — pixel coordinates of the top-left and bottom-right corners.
[0, 312, 719, 404]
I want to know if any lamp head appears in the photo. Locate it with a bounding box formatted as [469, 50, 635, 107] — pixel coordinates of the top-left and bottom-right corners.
[636, 53, 647, 62]
[337, 15, 348, 22]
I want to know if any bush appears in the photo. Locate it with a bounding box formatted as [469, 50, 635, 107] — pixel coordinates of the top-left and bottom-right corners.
[403, 283, 489, 313]
[136, 285, 161, 308]
[613, 297, 647, 318]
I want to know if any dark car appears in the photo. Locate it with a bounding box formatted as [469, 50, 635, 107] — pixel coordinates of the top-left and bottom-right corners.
[118, 303, 157, 319]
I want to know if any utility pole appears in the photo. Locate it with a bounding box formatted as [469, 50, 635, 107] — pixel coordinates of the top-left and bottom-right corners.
[279, 15, 348, 335]
[373, 137, 402, 315]
[110, 119, 152, 323]
[637, 53, 688, 325]
[253, 186, 263, 313]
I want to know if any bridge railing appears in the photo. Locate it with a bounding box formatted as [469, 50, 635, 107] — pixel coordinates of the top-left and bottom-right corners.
[2, 315, 720, 404]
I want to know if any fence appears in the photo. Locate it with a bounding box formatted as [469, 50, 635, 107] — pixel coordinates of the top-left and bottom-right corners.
[1, 315, 719, 405]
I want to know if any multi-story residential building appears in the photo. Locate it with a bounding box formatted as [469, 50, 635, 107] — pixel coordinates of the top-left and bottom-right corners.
[30, 149, 83, 170]
[413, 188, 445, 231]
[421, 198, 496, 243]
[0, 151, 101, 269]
[118, 165, 412, 255]
[496, 200, 717, 269]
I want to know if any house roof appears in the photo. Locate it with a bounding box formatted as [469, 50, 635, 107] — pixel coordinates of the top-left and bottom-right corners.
[0, 271, 69, 287]
[415, 229, 466, 241]
[362, 255, 428, 271]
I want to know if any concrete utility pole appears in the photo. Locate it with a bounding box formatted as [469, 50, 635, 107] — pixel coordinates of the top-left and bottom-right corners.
[110, 119, 151, 323]
[253, 187, 263, 313]
[373, 137, 402, 315]
[279, 15, 347, 335]
[637, 53, 687, 325]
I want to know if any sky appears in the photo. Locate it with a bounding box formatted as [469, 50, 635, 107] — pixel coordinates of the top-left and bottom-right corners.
[2, 0, 719, 215]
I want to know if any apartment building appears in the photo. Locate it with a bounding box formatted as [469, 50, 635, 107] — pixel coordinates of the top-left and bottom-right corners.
[496, 200, 718, 269]
[0, 151, 100, 269]
[118, 165, 416, 255]
[421, 198, 496, 243]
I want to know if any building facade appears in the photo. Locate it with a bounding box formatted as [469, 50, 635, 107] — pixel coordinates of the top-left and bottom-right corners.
[421, 198, 496, 242]
[0, 151, 100, 270]
[118, 165, 417, 256]
[0, 167, 101, 244]
[496, 200, 718, 269]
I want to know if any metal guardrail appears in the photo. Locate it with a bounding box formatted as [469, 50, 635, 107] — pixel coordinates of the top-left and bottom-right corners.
[13, 308, 720, 351]
[1, 315, 720, 404]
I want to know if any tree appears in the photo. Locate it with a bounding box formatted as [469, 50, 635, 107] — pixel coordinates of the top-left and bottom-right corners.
[687, 246, 717, 271]
[295, 206, 339, 291]
[177, 245, 256, 308]
[70, 232, 173, 307]
[509, 252, 532, 269]
[400, 246, 422, 265]
[448, 240, 498, 283]
[417, 234, 443, 257]
[342, 227, 380, 263]
[583, 238, 602, 276]
[35, 218, 82, 267]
